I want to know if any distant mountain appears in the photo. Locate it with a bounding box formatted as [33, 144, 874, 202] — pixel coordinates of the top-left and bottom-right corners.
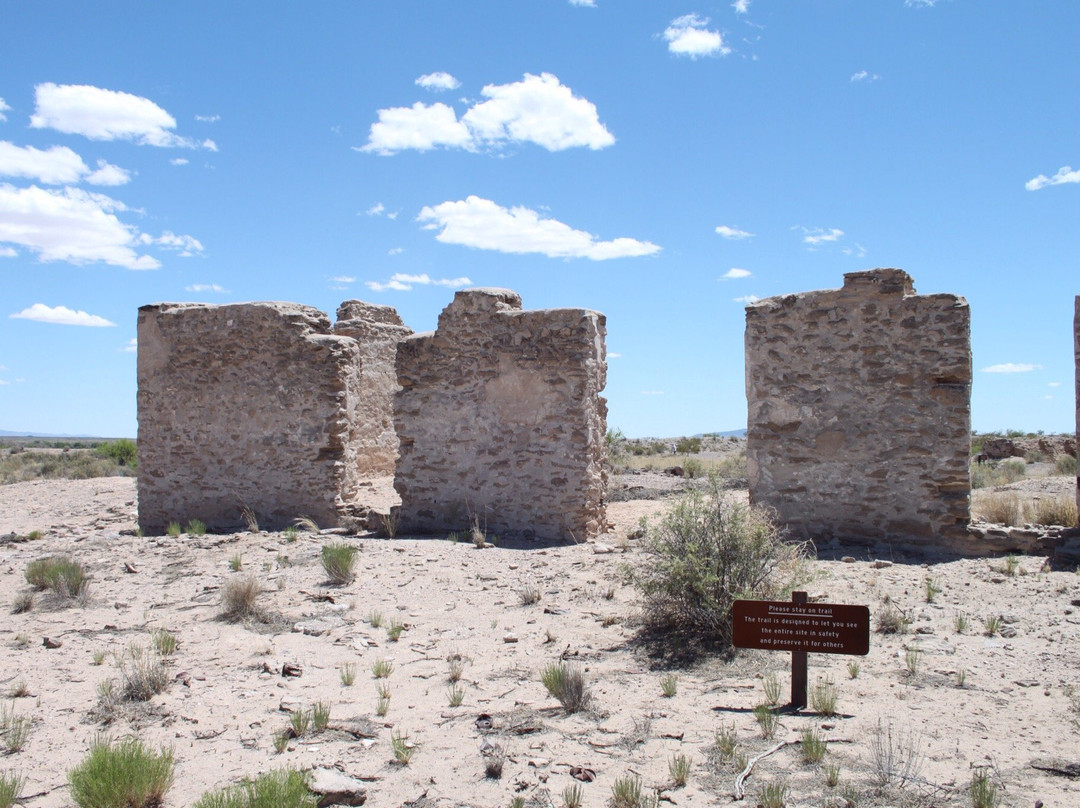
[0, 429, 97, 438]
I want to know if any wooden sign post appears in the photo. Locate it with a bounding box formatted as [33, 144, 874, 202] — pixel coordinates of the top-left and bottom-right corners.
[732, 592, 870, 709]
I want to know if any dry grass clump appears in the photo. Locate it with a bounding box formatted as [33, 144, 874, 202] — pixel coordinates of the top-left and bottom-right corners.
[869, 719, 924, 789]
[220, 575, 262, 621]
[0, 449, 135, 484]
[1028, 495, 1077, 527]
[540, 661, 591, 713]
[25, 555, 88, 600]
[974, 492, 1024, 526]
[192, 769, 316, 808]
[875, 602, 910, 635]
[0, 772, 24, 808]
[68, 736, 175, 808]
[0, 704, 31, 753]
[119, 644, 170, 702]
[320, 542, 357, 585]
[634, 476, 807, 645]
[970, 459, 1026, 489]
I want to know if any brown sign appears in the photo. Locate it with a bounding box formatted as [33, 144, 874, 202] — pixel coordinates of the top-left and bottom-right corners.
[733, 599, 870, 656]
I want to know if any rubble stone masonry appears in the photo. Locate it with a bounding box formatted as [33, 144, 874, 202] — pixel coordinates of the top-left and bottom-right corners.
[138, 301, 369, 533]
[745, 269, 972, 548]
[394, 288, 608, 541]
[333, 300, 414, 476]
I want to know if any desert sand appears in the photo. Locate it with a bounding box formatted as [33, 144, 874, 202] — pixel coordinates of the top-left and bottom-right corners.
[1, 472, 1079, 808]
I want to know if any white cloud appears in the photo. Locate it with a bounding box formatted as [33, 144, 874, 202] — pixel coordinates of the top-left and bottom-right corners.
[365, 272, 472, 293]
[1048, 381, 1061, 387]
[185, 283, 226, 293]
[663, 14, 730, 59]
[1044, 395, 1053, 400]
[569, 0, 596, 5]
[417, 195, 660, 260]
[31, 83, 213, 149]
[388, 247, 404, 255]
[0, 98, 9, 122]
[607, 352, 622, 358]
[905, 0, 937, 7]
[1025, 165, 1080, 191]
[734, 294, 761, 304]
[366, 202, 386, 216]
[10, 303, 116, 327]
[715, 224, 753, 240]
[642, 390, 665, 396]
[415, 72, 461, 92]
[841, 243, 867, 258]
[0, 142, 132, 186]
[981, 363, 1042, 373]
[359, 102, 472, 155]
[0, 183, 159, 269]
[732, 0, 750, 12]
[328, 275, 355, 284]
[138, 231, 203, 256]
[722, 268, 752, 279]
[121, 337, 137, 352]
[361, 73, 614, 155]
[851, 70, 880, 82]
[170, 158, 189, 166]
[0, 246, 15, 257]
[798, 226, 844, 246]
[0, 380, 7, 385]
[194, 114, 220, 123]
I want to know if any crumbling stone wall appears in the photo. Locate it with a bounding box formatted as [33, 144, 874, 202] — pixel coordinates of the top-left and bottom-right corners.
[745, 269, 971, 548]
[333, 300, 413, 476]
[1075, 296, 1079, 519]
[393, 288, 607, 541]
[138, 302, 369, 534]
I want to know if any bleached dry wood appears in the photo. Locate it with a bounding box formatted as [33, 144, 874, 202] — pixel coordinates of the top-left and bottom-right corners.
[734, 737, 854, 799]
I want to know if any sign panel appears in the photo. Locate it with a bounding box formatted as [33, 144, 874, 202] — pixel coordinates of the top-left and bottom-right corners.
[732, 599, 870, 656]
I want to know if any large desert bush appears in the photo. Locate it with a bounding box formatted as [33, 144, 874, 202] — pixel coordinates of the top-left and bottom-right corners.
[633, 476, 808, 645]
[192, 769, 316, 808]
[68, 736, 175, 808]
[24, 555, 88, 599]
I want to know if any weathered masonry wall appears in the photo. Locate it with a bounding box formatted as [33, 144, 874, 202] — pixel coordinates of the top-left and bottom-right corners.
[138, 302, 379, 534]
[1075, 296, 1079, 520]
[746, 269, 972, 548]
[394, 288, 608, 541]
[333, 300, 413, 477]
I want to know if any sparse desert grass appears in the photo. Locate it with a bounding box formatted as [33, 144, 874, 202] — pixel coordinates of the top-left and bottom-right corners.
[1029, 495, 1078, 527]
[634, 476, 807, 644]
[166, 522, 182, 538]
[272, 731, 289, 754]
[24, 555, 88, 599]
[875, 602, 910, 635]
[447, 652, 466, 682]
[192, 768, 317, 808]
[10, 635, 29, 650]
[660, 673, 678, 697]
[762, 671, 781, 706]
[220, 575, 262, 621]
[483, 742, 505, 778]
[904, 647, 921, 677]
[970, 459, 1026, 489]
[368, 610, 384, 628]
[6, 680, 28, 699]
[847, 661, 860, 679]
[0, 704, 31, 753]
[379, 510, 399, 539]
[311, 701, 331, 732]
[923, 577, 942, 602]
[390, 729, 414, 764]
[185, 519, 207, 536]
[611, 774, 656, 808]
[983, 614, 1002, 636]
[151, 628, 177, 656]
[288, 709, 310, 738]
[811, 678, 838, 716]
[1055, 454, 1078, 476]
[715, 723, 738, 760]
[386, 619, 404, 642]
[0, 448, 135, 484]
[562, 782, 583, 808]
[10, 592, 32, 614]
[68, 736, 175, 808]
[518, 582, 541, 605]
[540, 661, 591, 713]
[954, 612, 970, 633]
[756, 781, 788, 808]
[240, 504, 259, 534]
[320, 542, 357, 585]
[283, 525, 299, 543]
[800, 728, 827, 763]
[229, 554, 243, 572]
[340, 662, 356, 686]
[1003, 554, 1020, 576]
[0, 771, 24, 808]
[869, 719, 924, 788]
[974, 492, 1024, 526]
[969, 766, 1000, 808]
[371, 658, 393, 678]
[669, 753, 691, 786]
[120, 644, 169, 702]
[824, 763, 840, 787]
[956, 668, 967, 688]
[293, 515, 319, 533]
[753, 703, 779, 739]
[447, 683, 465, 707]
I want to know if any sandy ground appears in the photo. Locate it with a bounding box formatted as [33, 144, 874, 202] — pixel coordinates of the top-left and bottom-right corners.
[2, 475, 1079, 808]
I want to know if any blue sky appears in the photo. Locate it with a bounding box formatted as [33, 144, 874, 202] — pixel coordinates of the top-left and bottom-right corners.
[1, 1, 1077, 438]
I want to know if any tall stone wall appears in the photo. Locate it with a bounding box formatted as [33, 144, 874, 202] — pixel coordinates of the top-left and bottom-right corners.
[138, 301, 368, 534]
[745, 269, 971, 548]
[333, 300, 413, 477]
[394, 288, 608, 541]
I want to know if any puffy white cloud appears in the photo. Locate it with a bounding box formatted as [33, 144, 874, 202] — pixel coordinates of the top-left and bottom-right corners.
[120, 337, 137, 352]
[0, 246, 15, 257]
[329, 276, 356, 284]
[185, 283, 226, 293]
[138, 231, 203, 256]
[194, 114, 220, 122]
[415, 72, 461, 92]
[31, 83, 212, 149]
[417, 195, 660, 260]
[0, 142, 131, 186]
[798, 226, 844, 246]
[607, 352, 622, 358]
[388, 247, 404, 255]
[734, 294, 761, 304]
[10, 303, 116, 327]
[715, 224, 753, 239]
[366, 202, 385, 216]
[365, 272, 472, 292]
[851, 70, 880, 82]
[841, 243, 867, 258]
[0, 98, 9, 121]
[732, 0, 750, 12]
[361, 73, 614, 154]
[170, 158, 189, 166]
[0, 183, 159, 269]
[980, 363, 1042, 374]
[722, 268, 751, 279]
[1025, 165, 1080, 191]
[663, 14, 730, 59]
[359, 102, 472, 155]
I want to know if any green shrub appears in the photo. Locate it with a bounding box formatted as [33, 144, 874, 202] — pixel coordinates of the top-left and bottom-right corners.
[24, 555, 88, 599]
[192, 769, 316, 808]
[634, 477, 807, 644]
[1055, 454, 1077, 476]
[0, 771, 24, 808]
[94, 439, 137, 468]
[68, 736, 175, 808]
[540, 662, 591, 713]
[321, 542, 357, 585]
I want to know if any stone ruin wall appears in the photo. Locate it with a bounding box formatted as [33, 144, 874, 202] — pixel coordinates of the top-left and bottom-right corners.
[333, 300, 414, 476]
[137, 301, 408, 534]
[1076, 296, 1079, 519]
[746, 269, 972, 549]
[393, 288, 608, 542]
